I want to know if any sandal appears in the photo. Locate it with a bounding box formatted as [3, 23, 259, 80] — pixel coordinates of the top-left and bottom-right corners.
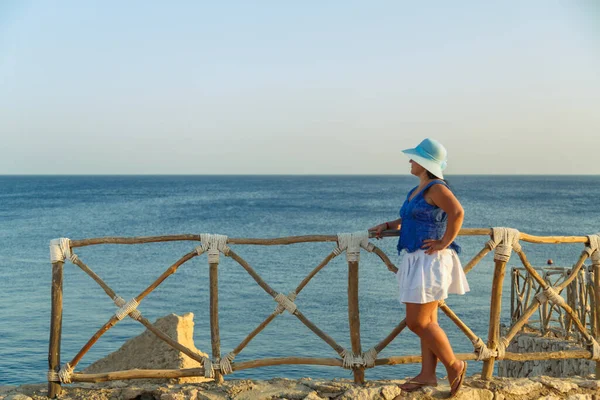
[448, 360, 467, 398]
[399, 378, 438, 393]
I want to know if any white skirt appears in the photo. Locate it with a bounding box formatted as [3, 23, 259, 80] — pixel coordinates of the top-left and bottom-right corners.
[396, 249, 470, 304]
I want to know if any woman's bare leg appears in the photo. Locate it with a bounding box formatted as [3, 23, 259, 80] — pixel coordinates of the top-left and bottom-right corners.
[399, 305, 438, 389]
[419, 306, 438, 377]
[405, 302, 465, 389]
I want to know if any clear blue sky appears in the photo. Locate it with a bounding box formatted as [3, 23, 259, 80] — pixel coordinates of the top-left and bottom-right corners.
[1, 1, 599, 174]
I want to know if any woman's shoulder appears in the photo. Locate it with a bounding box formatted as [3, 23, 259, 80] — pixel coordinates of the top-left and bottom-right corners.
[424, 179, 448, 190]
[423, 180, 453, 202]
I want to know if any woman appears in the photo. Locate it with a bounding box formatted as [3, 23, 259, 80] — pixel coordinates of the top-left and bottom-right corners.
[369, 138, 469, 398]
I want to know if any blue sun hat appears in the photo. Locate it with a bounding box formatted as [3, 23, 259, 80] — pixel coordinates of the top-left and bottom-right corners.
[402, 138, 448, 179]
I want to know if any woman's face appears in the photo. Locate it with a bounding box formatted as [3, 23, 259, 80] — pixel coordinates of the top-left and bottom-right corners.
[409, 159, 427, 177]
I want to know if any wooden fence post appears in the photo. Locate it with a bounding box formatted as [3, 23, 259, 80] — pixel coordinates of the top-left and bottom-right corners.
[209, 262, 223, 383]
[48, 261, 64, 398]
[593, 260, 600, 379]
[510, 268, 516, 323]
[348, 259, 364, 384]
[481, 259, 507, 380]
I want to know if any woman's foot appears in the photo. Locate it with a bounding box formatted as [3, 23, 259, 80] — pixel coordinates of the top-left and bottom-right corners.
[447, 360, 467, 398]
[399, 374, 438, 393]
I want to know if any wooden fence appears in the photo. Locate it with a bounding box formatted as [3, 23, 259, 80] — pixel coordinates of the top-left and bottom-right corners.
[511, 265, 596, 341]
[47, 228, 600, 398]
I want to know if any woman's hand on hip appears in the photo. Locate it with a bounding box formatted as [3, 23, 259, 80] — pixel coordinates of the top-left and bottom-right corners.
[421, 239, 448, 255]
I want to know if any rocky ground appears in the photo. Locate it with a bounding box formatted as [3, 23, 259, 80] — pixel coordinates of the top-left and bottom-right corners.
[1, 375, 599, 400]
[10, 314, 597, 399]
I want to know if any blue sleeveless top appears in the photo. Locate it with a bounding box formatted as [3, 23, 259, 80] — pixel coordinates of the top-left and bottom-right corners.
[397, 180, 461, 255]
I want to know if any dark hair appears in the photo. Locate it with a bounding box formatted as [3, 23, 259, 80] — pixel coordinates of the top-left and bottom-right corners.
[426, 171, 450, 188]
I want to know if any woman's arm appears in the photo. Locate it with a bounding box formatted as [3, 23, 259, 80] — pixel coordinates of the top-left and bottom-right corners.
[368, 218, 402, 239]
[422, 185, 464, 254]
[386, 218, 402, 230]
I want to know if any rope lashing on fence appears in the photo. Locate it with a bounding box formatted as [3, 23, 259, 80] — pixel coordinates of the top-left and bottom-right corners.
[58, 363, 74, 384]
[361, 347, 378, 368]
[339, 348, 379, 369]
[113, 296, 142, 321]
[534, 286, 566, 306]
[49, 238, 79, 264]
[589, 339, 600, 361]
[472, 337, 496, 361]
[274, 291, 298, 315]
[585, 233, 600, 265]
[47, 370, 59, 382]
[486, 228, 521, 262]
[340, 349, 364, 369]
[335, 231, 375, 262]
[48, 363, 74, 383]
[202, 352, 236, 378]
[196, 234, 231, 263]
[218, 352, 236, 375]
[202, 357, 213, 378]
[495, 337, 510, 360]
[471, 336, 509, 361]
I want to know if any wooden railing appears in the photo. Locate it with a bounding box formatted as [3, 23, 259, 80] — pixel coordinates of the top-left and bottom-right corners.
[511, 266, 596, 340]
[47, 229, 600, 398]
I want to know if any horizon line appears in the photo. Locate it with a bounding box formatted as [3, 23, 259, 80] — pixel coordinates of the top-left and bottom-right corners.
[1, 173, 599, 177]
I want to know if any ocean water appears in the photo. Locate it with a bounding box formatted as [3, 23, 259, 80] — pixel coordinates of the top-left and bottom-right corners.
[1, 175, 599, 385]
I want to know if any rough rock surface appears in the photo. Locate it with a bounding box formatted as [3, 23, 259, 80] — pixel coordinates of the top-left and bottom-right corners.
[3, 376, 599, 400]
[83, 313, 210, 384]
[10, 314, 599, 399]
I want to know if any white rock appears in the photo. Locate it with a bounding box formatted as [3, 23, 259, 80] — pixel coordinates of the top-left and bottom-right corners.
[4, 395, 33, 400]
[232, 380, 313, 400]
[83, 313, 210, 384]
[420, 386, 434, 395]
[303, 391, 324, 400]
[120, 386, 158, 399]
[380, 385, 401, 400]
[300, 380, 350, 395]
[160, 393, 186, 400]
[566, 395, 592, 400]
[451, 388, 493, 400]
[196, 391, 230, 400]
[338, 387, 382, 400]
[499, 379, 542, 395]
[576, 380, 600, 390]
[533, 376, 578, 393]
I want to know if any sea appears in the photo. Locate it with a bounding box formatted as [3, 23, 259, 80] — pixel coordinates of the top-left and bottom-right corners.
[1, 175, 599, 385]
